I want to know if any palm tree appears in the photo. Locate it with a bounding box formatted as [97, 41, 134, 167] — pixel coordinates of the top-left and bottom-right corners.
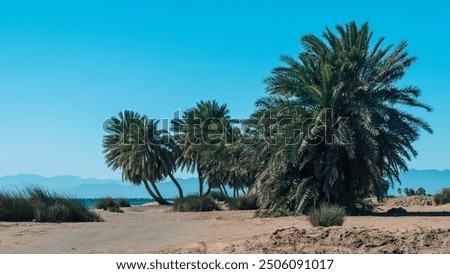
[202, 126, 261, 196]
[103, 110, 183, 205]
[172, 100, 232, 195]
[252, 21, 432, 213]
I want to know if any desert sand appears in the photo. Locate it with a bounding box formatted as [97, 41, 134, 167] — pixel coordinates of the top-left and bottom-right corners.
[0, 197, 449, 254]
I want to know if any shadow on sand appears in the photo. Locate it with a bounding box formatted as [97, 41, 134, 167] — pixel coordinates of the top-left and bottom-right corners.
[361, 211, 450, 217]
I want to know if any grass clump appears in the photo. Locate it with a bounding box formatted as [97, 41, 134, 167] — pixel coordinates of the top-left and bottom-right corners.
[0, 192, 34, 221]
[227, 195, 259, 210]
[0, 186, 101, 222]
[27, 186, 102, 222]
[94, 197, 123, 213]
[116, 198, 131, 207]
[308, 203, 346, 227]
[434, 188, 450, 205]
[172, 195, 220, 212]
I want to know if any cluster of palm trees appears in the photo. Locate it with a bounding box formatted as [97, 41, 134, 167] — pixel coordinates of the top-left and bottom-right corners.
[103, 21, 431, 213]
[103, 100, 243, 204]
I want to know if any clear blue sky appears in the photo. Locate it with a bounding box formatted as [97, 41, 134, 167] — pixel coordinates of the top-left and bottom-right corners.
[0, 0, 449, 179]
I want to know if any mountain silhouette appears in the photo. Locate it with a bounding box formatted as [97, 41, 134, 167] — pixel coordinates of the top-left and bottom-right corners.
[0, 174, 199, 198]
[1, 169, 449, 198]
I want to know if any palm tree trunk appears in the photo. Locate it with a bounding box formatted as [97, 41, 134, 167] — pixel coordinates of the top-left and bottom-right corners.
[204, 184, 211, 196]
[220, 184, 229, 197]
[219, 185, 225, 195]
[150, 182, 170, 205]
[241, 187, 246, 195]
[143, 181, 167, 205]
[168, 173, 183, 198]
[197, 167, 204, 196]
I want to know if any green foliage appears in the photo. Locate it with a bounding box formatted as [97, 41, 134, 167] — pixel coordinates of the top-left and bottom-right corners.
[227, 195, 259, 210]
[116, 198, 131, 207]
[94, 197, 123, 213]
[308, 203, 346, 227]
[0, 192, 34, 221]
[171, 100, 232, 195]
[252, 21, 432, 214]
[434, 188, 450, 205]
[0, 187, 101, 222]
[415, 187, 426, 196]
[404, 188, 416, 196]
[172, 195, 220, 212]
[26, 186, 102, 222]
[404, 187, 426, 196]
[202, 142, 260, 192]
[103, 110, 181, 205]
[209, 191, 230, 202]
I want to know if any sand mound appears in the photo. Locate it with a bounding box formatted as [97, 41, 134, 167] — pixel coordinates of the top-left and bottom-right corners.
[388, 196, 434, 207]
[2, 202, 450, 254]
[242, 226, 450, 254]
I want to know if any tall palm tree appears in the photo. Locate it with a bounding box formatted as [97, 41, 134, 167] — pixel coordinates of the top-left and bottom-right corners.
[252, 21, 432, 213]
[172, 100, 232, 195]
[103, 110, 183, 205]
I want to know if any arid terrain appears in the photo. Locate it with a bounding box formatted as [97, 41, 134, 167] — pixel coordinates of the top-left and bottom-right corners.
[1, 196, 449, 254]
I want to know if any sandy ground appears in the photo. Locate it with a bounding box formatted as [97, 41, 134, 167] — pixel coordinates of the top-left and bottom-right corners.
[0, 197, 449, 254]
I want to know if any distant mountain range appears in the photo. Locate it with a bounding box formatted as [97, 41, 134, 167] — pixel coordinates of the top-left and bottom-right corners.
[0, 169, 449, 198]
[0, 174, 200, 198]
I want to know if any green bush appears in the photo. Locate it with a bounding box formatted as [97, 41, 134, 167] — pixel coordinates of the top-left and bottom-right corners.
[27, 186, 102, 222]
[0, 186, 101, 222]
[308, 203, 346, 227]
[209, 191, 230, 202]
[434, 188, 450, 205]
[116, 198, 131, 207]
[172, 195, 220, 212]
[0, 192, 34, 221]
[227, 195, 259, 210]
[94, 197, 123, 212]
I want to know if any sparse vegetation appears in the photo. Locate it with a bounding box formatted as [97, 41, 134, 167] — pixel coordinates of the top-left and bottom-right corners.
[403, 187, 427, 197]
[209, 191, 230, 202]
[27, 186, 102, 222]
[308, 203, 346, 227]
[434, 188, 450, 205]
[0, 186, 101, 222]
[94, 197, 123, 213]
[404, 188, 416, 196]
[227, 195, 259, 210]
[262, 208, 301, 218]
[116, 198, 131, 207]
[172, 195, 220, 212]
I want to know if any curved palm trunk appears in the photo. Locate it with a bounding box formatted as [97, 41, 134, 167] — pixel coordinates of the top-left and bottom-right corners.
[204, 184, 211, 196]
[150, 182, 170, 205]
[168, 173, 183, 198]
[218, 185, 225, 195]
[143, 181, 170, 205]
[143, 181, 167, 205]
[220, 184, 229, 197]
[241, 187, 246, 195]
